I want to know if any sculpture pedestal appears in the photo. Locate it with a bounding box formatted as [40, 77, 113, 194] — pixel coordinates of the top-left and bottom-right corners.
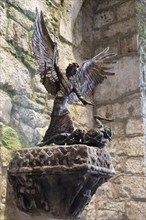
[8, 145, 115, 219]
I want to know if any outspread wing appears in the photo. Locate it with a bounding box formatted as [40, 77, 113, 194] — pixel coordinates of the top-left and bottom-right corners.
[69, 47, 116, 102]
[32, 8, 59, 95]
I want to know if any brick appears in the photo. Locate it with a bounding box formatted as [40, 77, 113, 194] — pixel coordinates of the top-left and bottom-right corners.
[94, 9, 114, 29]
[116, 0, 136, 21]
[120, 33, 137, 55]
[103, 17, 136, 38]
[126, 118, 144, 135]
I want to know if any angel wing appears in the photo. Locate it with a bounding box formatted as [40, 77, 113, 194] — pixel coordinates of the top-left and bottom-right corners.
[32, 8, 59, 95]
[68, 47, 116, 102]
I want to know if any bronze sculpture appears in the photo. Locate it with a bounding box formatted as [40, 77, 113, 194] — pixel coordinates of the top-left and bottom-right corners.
[32, 9, 116, 147]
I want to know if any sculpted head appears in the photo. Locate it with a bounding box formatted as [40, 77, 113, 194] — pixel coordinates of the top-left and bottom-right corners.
[66, 63, 79, 78]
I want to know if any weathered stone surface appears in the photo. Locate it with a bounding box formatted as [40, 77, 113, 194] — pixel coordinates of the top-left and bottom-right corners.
[60, 0, 84, 43]
[0, 49, 31, 96]
[94, 40, 119, 55]
[8, 7, 33, 30]
[0, 1, 145, 220]
[127, 201, 146, 220]
[1, 125, 22, 150]
[95, 95, 142, 120]
[0, 147, 12, 167]
[112, 175, 145, 199]
[96, 0, 122, 11]
[8, 145, 115, 219]
[125, 157, 144, 174]
[68, 104, 93, 130]
[120, 33, 137, 55]
[6, 19, 29, 52]
[126, 117, 144, 135]
[12, 95, 45, 112]
[109, 136, 144, 156]
[117, 0, 135, 21]
[94, 56, 140, 103]
[19, 122, 39, 145]
[94, 9, 114, 29]
[0, 90, 12, 124]
[103, 17, 136, 38]
[0, 4, 7, 36]
[7, 0, 42, 19]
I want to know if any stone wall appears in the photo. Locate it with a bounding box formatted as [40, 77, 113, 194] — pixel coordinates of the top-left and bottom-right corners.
[81, 0, 146, 219]
[0, 0, 93, 149]
[0, 0, 93, 219]
[0, 0, 146, 219]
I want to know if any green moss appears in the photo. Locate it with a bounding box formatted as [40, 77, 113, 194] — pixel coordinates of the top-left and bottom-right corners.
[1, 125, 22, 150]
[17, 131, 30, 148]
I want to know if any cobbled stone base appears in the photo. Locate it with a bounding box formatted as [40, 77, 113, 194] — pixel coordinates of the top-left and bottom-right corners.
[8, 145, 115, 219]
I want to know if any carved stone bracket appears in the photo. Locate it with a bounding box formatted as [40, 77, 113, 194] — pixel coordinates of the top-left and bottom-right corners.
[8, 145, 115, 219]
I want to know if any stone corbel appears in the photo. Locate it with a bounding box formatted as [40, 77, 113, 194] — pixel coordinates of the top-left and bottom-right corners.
[8, 145, 115, 219]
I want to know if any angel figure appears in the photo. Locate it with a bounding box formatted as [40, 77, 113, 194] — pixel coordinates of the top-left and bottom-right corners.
[32, 9, 116, 147]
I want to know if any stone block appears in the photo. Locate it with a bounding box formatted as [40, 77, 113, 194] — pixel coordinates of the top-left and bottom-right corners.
[0, 49, 32, 96]
[0, 5, 7, 36]
[95, 0, 122, 11]
[94, 40, 119, 56]
[8, 145, 115, 219]
[110, 136, 144, 156]
[12, 95, 45, 113]
[126, 118, 144, 135]
[110, 120, 125, 137]
[0, 90, 12, 124]
[68, 103, 93, 130]
[103, 17, 136, 38]
[113, 175, 145, 199]
[95, 210, 125, 220]
[6, 19, 29, 52]
[95, 95, 142, 120]
[120, 33, 137, 55]
[94, 56, 140, 103]
[8, 7, 33, 30]
[125, 157, 144, 174]
[7, 0, 42, 19]
[96, 200, 125, 212]
[19, 121, 39, 145]
[127, 201, 146, 220]
[13, 106, 47, 129]
[116, 0, 135, 21]
[93, 30, 101, 41]
[94, 9, 114, 29]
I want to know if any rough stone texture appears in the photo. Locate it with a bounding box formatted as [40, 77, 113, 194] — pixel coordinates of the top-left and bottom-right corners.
[0, 0, 94, 148]
[0, 0, 146, 219]
[7, 145, 115, 219]
[89, 0, 146, 219]
[0, 90, 12, 124]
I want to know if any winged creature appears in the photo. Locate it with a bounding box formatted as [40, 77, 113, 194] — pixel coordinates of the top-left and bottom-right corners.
[32, 9, 116, 147]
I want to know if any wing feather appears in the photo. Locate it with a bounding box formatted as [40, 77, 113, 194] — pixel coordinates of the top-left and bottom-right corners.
[32, 9, 59, 95]
[69, 47, 116, 102]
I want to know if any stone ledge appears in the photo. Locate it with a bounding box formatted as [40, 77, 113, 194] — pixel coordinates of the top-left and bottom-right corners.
[8, 145, 115, 219]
